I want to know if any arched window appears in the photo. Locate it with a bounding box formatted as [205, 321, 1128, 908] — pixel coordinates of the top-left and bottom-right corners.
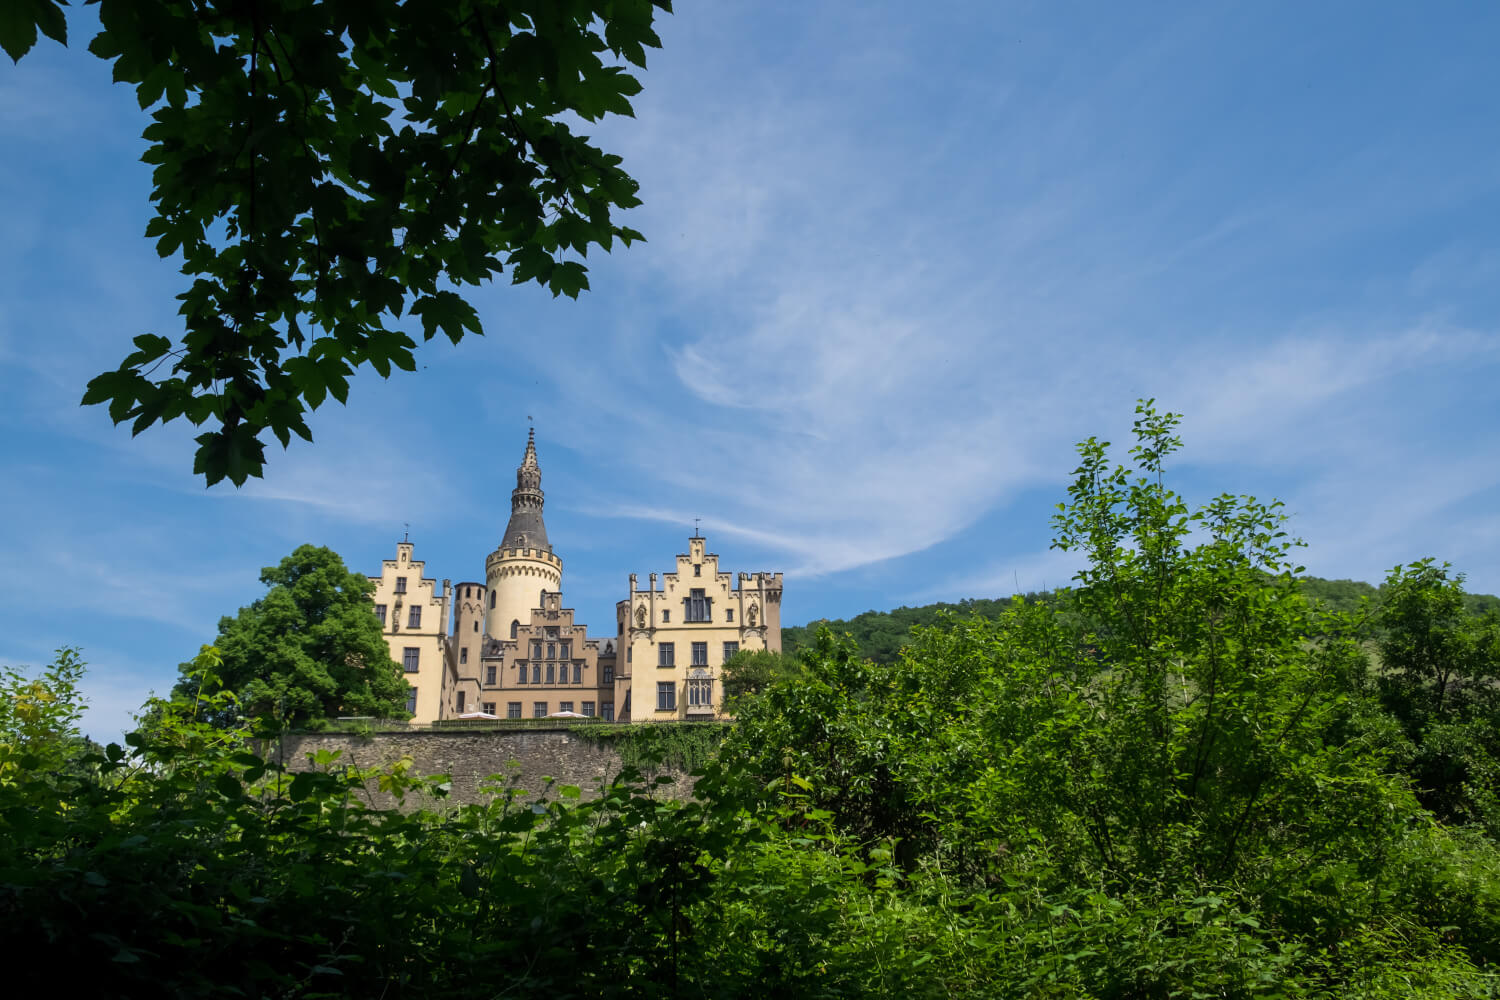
[489, 591, 496, 609]
[510, 619, 520, 639]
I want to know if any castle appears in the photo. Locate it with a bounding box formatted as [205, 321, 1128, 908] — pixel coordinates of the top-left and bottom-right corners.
[366, 431, 783, 724]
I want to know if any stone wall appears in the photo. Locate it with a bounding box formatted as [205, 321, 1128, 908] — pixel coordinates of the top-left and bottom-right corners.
[273, 727, 693, 809]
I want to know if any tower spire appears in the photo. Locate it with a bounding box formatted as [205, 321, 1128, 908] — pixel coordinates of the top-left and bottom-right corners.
[502, 428, 550, 552]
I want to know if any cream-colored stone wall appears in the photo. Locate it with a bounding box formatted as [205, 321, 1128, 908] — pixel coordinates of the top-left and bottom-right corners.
[448, 581, 487, 716]
[483, 545, 561, 641]
[477, 591, 615, 720]
[368, 541, 453, 725]
[616, 535, 783, 723]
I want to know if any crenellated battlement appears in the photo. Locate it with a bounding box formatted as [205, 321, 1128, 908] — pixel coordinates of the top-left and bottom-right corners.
[486, 547, 563, 571]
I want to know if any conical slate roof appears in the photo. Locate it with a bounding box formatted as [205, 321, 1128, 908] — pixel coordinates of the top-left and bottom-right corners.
[501, 429, 550, 552]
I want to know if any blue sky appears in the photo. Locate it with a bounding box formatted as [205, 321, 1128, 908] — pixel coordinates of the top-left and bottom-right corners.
[3, 2, 1499, 741]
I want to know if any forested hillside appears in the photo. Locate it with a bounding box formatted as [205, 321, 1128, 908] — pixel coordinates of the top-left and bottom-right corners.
[786, 575, 1500, 662]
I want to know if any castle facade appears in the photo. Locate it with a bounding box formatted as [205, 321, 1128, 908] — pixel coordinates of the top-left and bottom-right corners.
[366, 432, 783, 724]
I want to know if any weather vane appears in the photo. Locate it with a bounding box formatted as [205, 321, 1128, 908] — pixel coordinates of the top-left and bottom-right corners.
[403, 522, 410, 543]
[694, 517, 702, 538]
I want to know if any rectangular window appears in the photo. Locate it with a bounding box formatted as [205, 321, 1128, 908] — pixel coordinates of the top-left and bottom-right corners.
[656, 681, 677, 712]
[533, 701, 547, 718]
[406, 687, 417, 714]
[531, 641, 543, 660]
[603, 664, 614, 684]
[694, 563, 701, 577]
[723, 641, 739, 661]
[408, 605, 422, 628]
[485, 665, 496, 685]
[395, 576, 407, 594]
[661, 609, 670, 623]
[374, 603, 387, 624]
[559, 641, 571, 660]
[402, 647, 420, 672]
[582, 701, 595, 717]
[686, 589, 710, 623]
[545, 664, 555, 684]
[456, 691, 466, 712]
[518, 665, 528, 685]
[691, 641, 708, 666]
[688, 677, 713, 709]
[559, 701, 574, 714]
[459, 647, 468, 664]
[726, 609, 734, 623]
[601, 702, 614, 722]
[547, 642, 556, 659]
[482, 701, 495, 716]
[658, 642, 675, 667]
[508, 702, 522, 719]
[626, 648, 632, 663]
[532, 664, 541, 684]
[572, 663, 582, 684]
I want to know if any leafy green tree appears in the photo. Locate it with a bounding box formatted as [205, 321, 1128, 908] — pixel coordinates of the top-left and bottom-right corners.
[175, 544, 407, 727]
[0, 647, 91, 780]
[720, 647, 802, 705]
[1376, 559, 1500, 831]
[724, 402, 1500, 993]
[4, 0, 669, 485]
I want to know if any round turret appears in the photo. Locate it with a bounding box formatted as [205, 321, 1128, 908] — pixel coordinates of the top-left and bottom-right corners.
[483, 430, 563, 636]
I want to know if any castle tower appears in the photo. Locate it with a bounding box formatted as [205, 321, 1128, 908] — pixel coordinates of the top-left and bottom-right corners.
[484, 430, 562, 639]
[448, 579, 487, 713]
